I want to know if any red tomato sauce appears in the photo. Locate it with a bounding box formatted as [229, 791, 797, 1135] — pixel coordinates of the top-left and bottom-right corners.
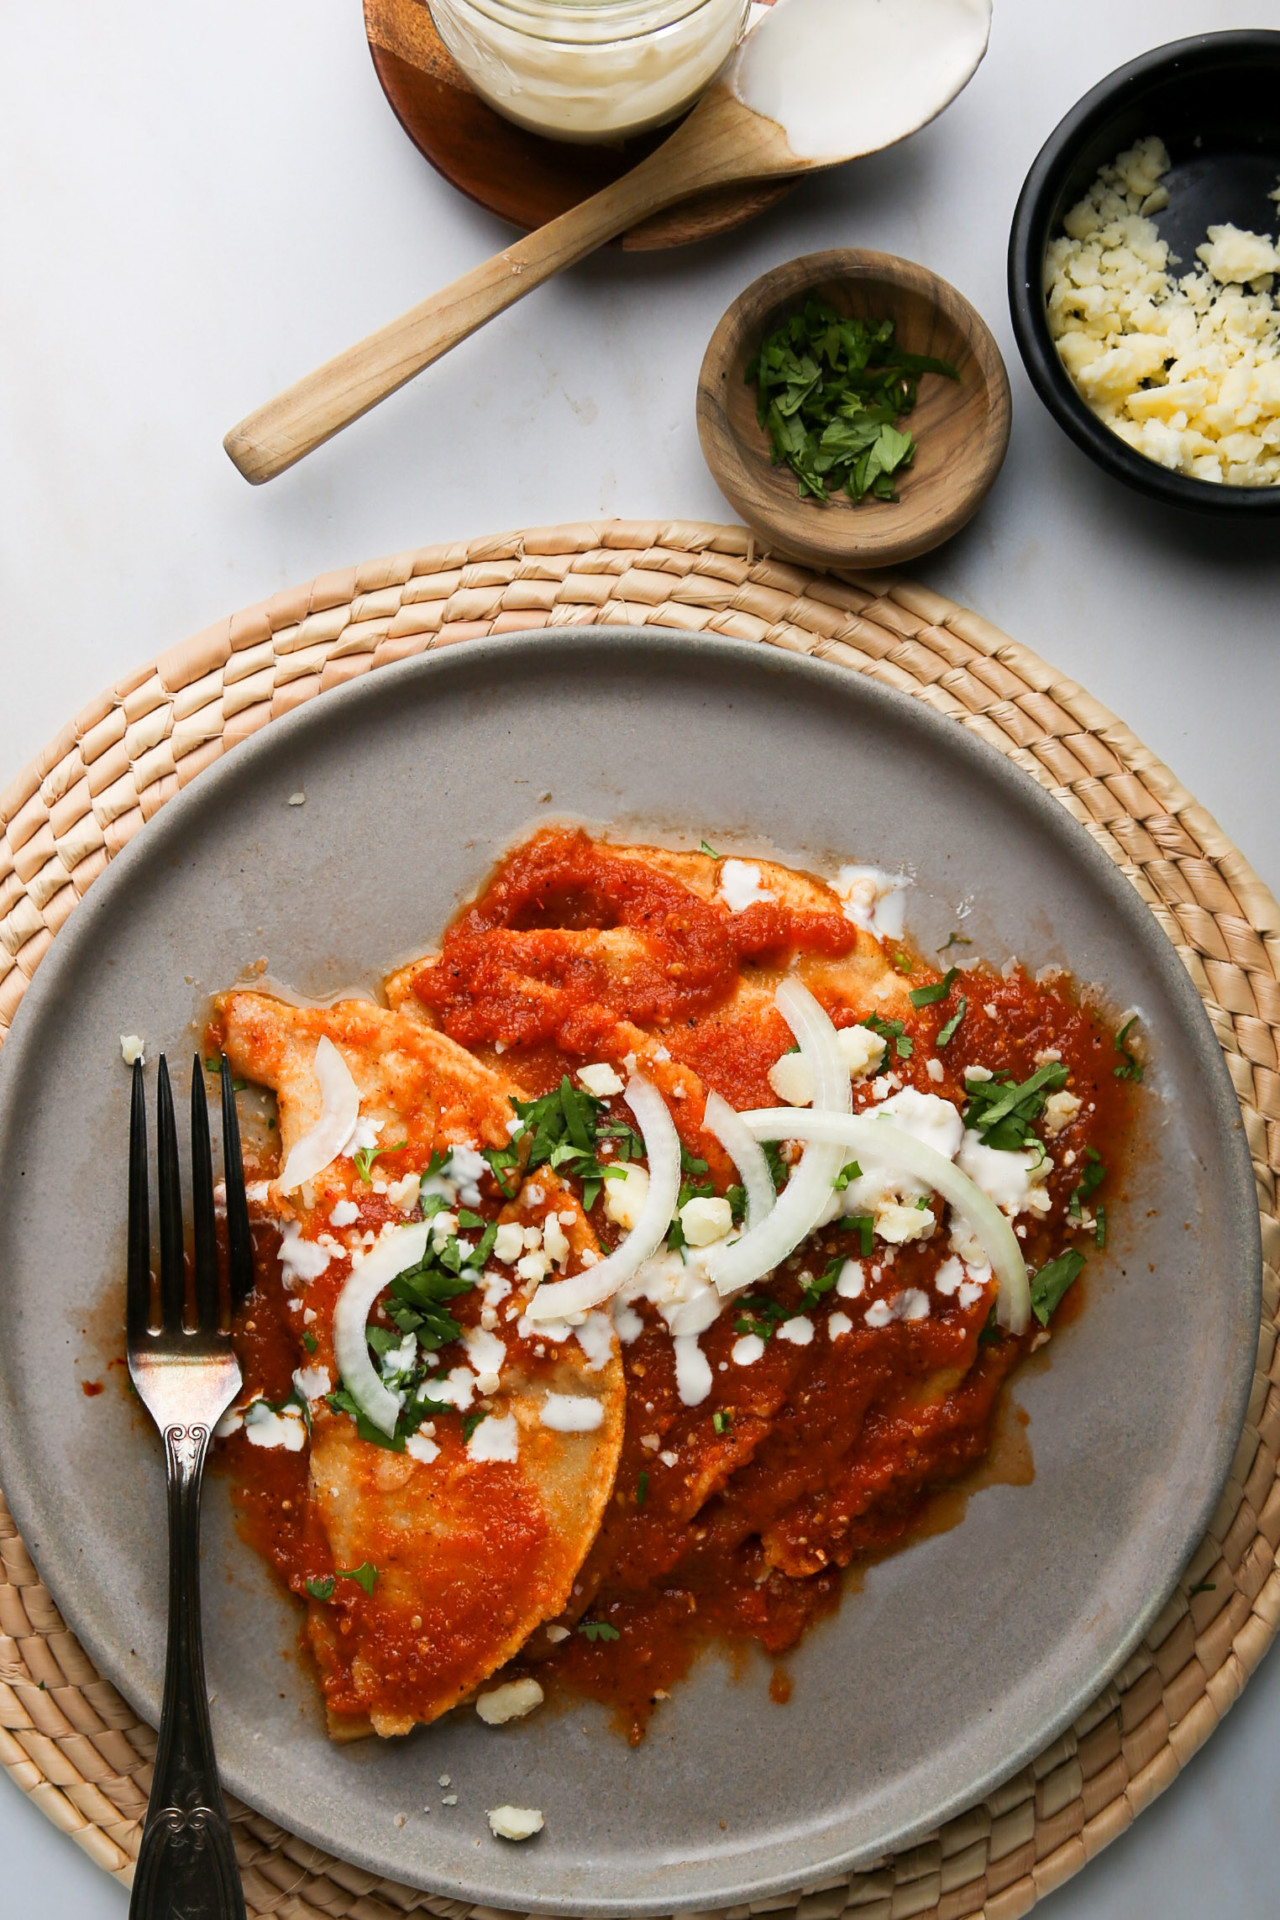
[219, 831, 1135, 1742]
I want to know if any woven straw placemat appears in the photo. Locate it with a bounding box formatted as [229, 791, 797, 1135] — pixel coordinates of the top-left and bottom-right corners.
[1, 519, 1277, 1920]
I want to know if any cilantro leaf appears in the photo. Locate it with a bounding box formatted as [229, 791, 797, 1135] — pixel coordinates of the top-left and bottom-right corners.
[963, 1061, 1069, 1151]
[636, 1470, 649, 1507]
[745, 297, 959, 507]
[462, 1409, 487, 1443]
[336, 1561, 379, 1596]
[936, 997, 966, 1049]
[860, 1012, 913, 1060]
[1029, 1249, 1086, 1326]
[909, 966, 958, 1009]
[1114, 1015, 1144, 1081]
[577, 1620, 620, 1643]
[304, 1575, 335, 1602]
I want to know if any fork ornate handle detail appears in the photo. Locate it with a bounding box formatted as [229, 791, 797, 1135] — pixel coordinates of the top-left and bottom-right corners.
[131, 1421, 245, 1920]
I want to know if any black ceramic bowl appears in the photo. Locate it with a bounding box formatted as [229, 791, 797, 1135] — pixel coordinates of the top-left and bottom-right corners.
[1008, 31, 1280, 517]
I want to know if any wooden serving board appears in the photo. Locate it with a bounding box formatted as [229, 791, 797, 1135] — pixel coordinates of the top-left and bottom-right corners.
[363, 0, 794, 250]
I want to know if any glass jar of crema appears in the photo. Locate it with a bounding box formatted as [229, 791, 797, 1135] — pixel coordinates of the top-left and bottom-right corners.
[428, 0, 751, 143]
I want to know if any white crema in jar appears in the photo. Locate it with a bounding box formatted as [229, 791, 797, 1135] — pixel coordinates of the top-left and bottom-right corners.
[428, 0, 751, 142]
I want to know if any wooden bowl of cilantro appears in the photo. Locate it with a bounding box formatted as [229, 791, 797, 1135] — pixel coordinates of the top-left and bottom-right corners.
[697, 249, 1011, 568]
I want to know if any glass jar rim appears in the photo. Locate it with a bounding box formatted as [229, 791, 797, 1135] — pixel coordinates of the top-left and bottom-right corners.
[441, 0, 739, 47]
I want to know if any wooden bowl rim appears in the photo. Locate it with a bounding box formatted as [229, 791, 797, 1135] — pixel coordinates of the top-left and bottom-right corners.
[697, 248, 1012, 569]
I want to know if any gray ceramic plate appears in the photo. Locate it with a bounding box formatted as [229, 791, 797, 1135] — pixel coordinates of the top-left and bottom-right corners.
[0, 630, 1259, 1914]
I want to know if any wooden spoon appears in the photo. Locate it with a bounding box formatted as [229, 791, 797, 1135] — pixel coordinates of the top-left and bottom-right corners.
[224, 0, 991, 485]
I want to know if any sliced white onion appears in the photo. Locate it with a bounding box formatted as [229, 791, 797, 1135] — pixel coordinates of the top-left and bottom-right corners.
[703, 1090, 776, 1232]
[333, 1222, 430, 1437]
[703, 980, 850, 1299]
[525, 1074, 681, 1322]
[279, 1036, 361, 1193]
[740, 1108, 1029, 1335]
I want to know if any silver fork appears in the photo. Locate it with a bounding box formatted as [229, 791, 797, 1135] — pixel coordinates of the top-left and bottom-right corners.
[127, 1052, 252, 1920]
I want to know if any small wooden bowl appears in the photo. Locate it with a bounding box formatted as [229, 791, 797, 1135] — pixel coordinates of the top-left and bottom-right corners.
[697, 250, 1011, 570]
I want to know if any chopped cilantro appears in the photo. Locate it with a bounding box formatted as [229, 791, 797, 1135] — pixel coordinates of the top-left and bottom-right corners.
[1095, 1204, 1107, 1249]
[304, 1575, 334, 1602]
[745, 298, 960, 506]
[509, 1075, 625, 1210]
[909, 966, 958, 1009]
[203, 1054, 220, 1074]
[302, 1332, 318, 1355]
[482, 1140, 521, 1197]
[337, 1561, 378, 1596]
[838, 1213, 874, 1257]
[636, 1471, 649, 1507]
[860, 1012, 913, 1060]
[699, 839, 719, 858]
[832, 1159, 862, 1190]
[1114, 1015, 1144, 1081]
[733, 1294, 792, 1342]
[800, 1256, 843, 1310]
[577, 1619, 620, 1643]
[327, 1386, 406, 1452]
[936, 932, 972, 954]
[1029, 1249, 1086, 1327]
[963, 1061, 1069, 1152]
[712, 1409, 731, 1435]
[762, 1140, 789, 1191]
[1068, 1147, 1106, 1221]
[893, 952, 913, 975]
[726, 1182, 747, 1225]
[355, 1138, 407, 1182]
[977, 1309, 1003, 1346]
[462, 1409, 487, 1443]
[936, 997, 966, 1049]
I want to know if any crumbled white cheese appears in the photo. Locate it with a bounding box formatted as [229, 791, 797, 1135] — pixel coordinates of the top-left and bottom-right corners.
[604, 1163, 649, 1231]
[329, 1199, 359, 1228]
[838, 1024, 887, 1078]
[468, 1413, 519, 1463]
[925, 1057, 944, 1084]
[243, 1401, 307, 1451]
[777, 1314, 814, 1346]
[864, 1299, 893, 1329]
[1042, 1090, 1082, 1136]
[477, 1678, 545, 1725]
[492, 1222, 525, 1264]
[578, 1062, 624, 1097]
[679, 1195, 733, 1245]
[343, 1116, 382, 1157]
[768, 1050, 814, 1106]
[732, 1333, 765, 1366]
[964, 1064, 993, 1082]
[875, 1200, 936, 1244]
[517, 1249, 552, 1284]
[718, 859, 776, 913]
[292, 1364, 332, 1402]
[542, 1212, 571, 1269]
[540, 1392, 605, 1432]
[120, 1034, 146, 1066]
[488, 1805, 544, 1842]
[442, 1143, 487, 1206]
[865, 1288, 929, 1329]
[828, 1311, 853, 1339]
[427, 1365, 478, 1410]
[1047, 137, 1280, 486]
[545, 1624, 570, 1643]
[406, 1430, 440, 1464]
[957, 1131, 1053, 1217]
[278, 1220, 331, 1286]
[464, 1325, 506, 1393]
[287, 790, 306, 806]
[386, 1171, 421, 1213]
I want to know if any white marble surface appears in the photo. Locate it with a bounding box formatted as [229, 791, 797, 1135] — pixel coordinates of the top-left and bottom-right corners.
[3, 0, 1279, 1911]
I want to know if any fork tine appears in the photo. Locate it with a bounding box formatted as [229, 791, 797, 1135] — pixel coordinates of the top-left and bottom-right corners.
[127, 1060, 151, 1343]
[221, 1054, 254, 1307]
[190, 1056, 219, 1336]
[156, 1055, 186, 1334]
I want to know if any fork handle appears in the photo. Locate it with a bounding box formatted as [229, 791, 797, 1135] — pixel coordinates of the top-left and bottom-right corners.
[129, 1424, 246, 1920]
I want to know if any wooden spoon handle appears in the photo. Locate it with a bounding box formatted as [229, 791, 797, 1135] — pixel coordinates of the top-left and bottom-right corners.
[224, 95, 770, 485]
